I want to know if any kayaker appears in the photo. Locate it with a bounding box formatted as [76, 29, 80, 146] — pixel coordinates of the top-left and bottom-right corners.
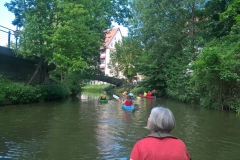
[146, 91, 152, 97]
[100, 91, 107, 100]
[130, 106, 191, 160]
[122, 90, 128, 96]
[143, 91, 147, 97]
[122, 95, 132, 106]
[129, 91, 134, 99]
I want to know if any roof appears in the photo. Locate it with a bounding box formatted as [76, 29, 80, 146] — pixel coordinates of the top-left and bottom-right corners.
[104, 27, 122, 47]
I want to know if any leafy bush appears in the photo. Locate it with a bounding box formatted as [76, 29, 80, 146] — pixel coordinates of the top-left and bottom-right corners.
[191, 33, 240, 112]
[37, 83, 71, 101]
[5, 83, 37, 104]
[0, 76, 71, 106]
[0, 75, 8, 103]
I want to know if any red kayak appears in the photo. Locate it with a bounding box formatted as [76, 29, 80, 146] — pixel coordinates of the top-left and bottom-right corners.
[138, 94, 156, 99]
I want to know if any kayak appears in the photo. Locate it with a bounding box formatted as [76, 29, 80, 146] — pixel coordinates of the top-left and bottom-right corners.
[100, 99, 108, 103]
[138, 94, 156, 99]
[122, 104, 135, 111]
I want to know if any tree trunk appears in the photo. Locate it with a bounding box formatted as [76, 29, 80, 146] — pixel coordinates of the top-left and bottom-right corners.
[64, 70, 68, 83]
[39, 65, 46, 84]
[27, 57, 43, 85]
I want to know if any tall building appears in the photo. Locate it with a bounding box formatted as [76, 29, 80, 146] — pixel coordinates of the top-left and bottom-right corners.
[100, 27, 123, 77]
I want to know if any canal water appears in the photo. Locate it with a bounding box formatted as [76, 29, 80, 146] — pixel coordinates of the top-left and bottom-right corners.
[0, 92, 240, 160]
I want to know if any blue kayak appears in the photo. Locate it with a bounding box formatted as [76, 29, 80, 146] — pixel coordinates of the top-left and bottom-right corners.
[122, 104, 135, 111]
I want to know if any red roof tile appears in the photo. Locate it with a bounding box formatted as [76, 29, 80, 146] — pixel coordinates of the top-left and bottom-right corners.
[104, 28, 122, 47]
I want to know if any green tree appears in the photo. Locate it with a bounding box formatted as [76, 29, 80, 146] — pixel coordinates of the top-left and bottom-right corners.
[197, 0, 235, 43]
[108, 37, 143, 85]
[191, 30, 240, 112]
[128, 0, 205, 98]
[5, 0, 131, 86]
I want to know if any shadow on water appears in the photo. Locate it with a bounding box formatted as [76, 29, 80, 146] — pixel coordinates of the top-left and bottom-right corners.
[0, 92, 240, 159]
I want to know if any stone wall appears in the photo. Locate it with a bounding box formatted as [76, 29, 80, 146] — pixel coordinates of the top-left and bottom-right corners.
[0, 46, 55, 83]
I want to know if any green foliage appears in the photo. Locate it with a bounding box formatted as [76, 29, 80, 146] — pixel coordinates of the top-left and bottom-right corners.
[6, 83, 37, 104]
[37, 83, 71, 101]
[82, 84, 115, 92]
[108, 36, 143, 84]
[166, 74, 199, 103]
[221, 0, 240, 25]
[129, 0, 203, 97]
[0, 76, 71, 105]
[191, 32, 240, 111]
[5, 0, 132, 85]
[131, 87, 148, 95]
[0, 77, 37, 104]
[198, 0, 236, 42]
[0, 75, 8, 103]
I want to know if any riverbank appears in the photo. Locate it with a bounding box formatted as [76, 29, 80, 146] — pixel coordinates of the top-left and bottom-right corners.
[0, 77, 71, 106]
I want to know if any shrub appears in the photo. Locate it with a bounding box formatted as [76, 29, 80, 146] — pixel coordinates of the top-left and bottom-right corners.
[0, 76, 71, 105]
[37, 83, 71, 101]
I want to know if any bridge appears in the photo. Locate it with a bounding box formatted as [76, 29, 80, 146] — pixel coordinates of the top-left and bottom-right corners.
[0, 25, 124, 86]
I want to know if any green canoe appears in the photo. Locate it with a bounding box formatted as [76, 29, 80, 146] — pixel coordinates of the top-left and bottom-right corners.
[100, 99, 108, 103]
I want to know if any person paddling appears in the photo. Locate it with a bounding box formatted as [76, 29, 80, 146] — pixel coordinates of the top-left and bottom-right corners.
[100, 91, 107, 100]
[122, 95, 133, 106]
[129, 91, 134, 99]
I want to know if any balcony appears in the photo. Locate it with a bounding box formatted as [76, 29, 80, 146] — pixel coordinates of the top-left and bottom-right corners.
[100, 54, 105, 58]
[100, 64, 105, 68]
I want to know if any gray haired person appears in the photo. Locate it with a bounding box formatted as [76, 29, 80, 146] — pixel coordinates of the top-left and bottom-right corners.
[146, 107, 175, 132]
[130, 106, 191, 160]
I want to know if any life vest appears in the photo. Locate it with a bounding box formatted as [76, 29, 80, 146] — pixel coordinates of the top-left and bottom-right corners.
[145, 131, 178, 139]
[147, 92, 152, 97]
[101, 94, 106, 100]
[125, 99, 132, 106]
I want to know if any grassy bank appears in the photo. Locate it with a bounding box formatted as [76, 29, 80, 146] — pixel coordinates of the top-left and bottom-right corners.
[82, 84, 115, 92]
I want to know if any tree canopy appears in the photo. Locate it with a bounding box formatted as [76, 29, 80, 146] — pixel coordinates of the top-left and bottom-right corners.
[5, 0, 132, 84]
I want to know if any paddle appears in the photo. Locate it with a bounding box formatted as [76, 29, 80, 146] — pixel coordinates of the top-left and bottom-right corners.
[113, 94, 120, 100]
[113, 94, 123, 103]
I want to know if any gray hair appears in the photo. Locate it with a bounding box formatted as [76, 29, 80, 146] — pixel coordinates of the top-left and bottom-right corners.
[147, 106, 175, 133]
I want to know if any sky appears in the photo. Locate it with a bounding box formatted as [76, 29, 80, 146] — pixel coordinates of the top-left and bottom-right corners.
[0, 0, 16, 31]
[0, 0, 128, 36]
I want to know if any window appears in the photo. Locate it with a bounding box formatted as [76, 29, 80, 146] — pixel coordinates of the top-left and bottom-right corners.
[100, 59, 105, 64]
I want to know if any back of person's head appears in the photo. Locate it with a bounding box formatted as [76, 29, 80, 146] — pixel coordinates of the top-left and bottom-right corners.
[147, 106, 175, 133]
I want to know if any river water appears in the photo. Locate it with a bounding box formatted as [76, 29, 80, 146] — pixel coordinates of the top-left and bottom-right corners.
[0, 92, 240, 160]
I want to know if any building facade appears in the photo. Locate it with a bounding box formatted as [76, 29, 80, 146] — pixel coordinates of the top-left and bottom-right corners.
[100, 27, 123, 78]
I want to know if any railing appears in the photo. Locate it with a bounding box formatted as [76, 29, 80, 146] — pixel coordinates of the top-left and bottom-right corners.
[0, 25, 19, 49]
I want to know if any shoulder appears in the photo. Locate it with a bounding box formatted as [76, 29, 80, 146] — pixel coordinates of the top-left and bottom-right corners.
[138, 137, 186, 146]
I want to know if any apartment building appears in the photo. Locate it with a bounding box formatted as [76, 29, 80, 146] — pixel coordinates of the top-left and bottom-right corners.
[99, 27, 124, 78]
